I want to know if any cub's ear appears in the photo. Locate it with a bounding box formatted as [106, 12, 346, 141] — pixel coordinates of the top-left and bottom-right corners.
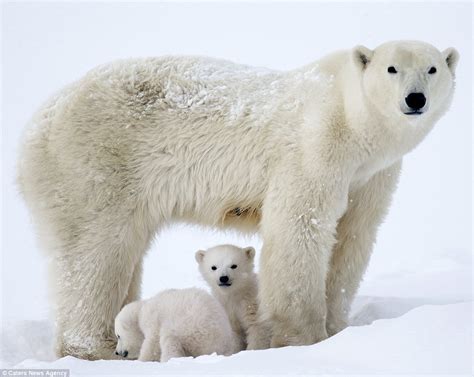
[244, 246, 255, 261]
[352, 45, 373, 70]
[442, 47, 459, 74]
[195, 250, 205, 263]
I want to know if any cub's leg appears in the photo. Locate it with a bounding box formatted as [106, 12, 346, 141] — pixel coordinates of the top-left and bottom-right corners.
[138, 326, 161, 362]
[160, 335, 186, 362]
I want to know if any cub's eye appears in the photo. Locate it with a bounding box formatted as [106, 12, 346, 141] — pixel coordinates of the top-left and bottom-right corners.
[116, 335, 120, 339]
[231, 264, 238, 269]
[211, 266, 217, 271]
[428, 66, 437, 74]
[387, 66, 397, 74]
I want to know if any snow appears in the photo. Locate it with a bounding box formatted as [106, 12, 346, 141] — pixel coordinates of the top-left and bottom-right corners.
[2, 303, 472, 375]
[1, 253, 471, 375]
[5, 301, 474, 375]
[2, 1, 472, 376]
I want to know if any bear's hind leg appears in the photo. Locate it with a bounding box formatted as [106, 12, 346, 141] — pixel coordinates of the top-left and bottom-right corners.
[53, 209, 154, 360]
[122, 259, 143, 307]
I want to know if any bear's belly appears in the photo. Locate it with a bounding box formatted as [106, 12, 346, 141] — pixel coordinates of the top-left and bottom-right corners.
[220, 205, 262, 232]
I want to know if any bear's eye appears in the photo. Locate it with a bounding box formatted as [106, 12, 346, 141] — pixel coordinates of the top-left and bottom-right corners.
[428, 66, 437, 74]
[231, 264, 238, 269]
[116, 334, 120, 339]
[211, 266, 217, 271]
[387, 66, 397, 74]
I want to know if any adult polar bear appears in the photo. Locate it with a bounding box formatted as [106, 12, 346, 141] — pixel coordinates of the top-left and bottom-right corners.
[18, 41, 458, 359]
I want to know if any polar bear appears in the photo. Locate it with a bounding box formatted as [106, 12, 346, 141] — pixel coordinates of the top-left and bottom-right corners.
[114, 288, 239, 362]
[195, 244, 271, 350]
[17, 40, 458, 359]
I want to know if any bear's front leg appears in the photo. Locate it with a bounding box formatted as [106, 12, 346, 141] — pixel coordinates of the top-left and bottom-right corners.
[325, 161, 402, 336]
[259, 171, 349, 347]
[246, 322, 272, 350]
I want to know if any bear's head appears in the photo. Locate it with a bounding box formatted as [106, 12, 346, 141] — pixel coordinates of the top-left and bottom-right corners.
[352, 41, 459, 123]
[195, 244, 256, 293]
[114, 301, 144, 360]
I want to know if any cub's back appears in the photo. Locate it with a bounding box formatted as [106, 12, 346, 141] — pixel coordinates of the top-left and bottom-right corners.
[141, 288, 237, 355]
[142, 288, 230, 330]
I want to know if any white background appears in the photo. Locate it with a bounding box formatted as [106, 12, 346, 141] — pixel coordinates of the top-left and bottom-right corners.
[2, 0, 472, 319]
[1, 1, 472, 368]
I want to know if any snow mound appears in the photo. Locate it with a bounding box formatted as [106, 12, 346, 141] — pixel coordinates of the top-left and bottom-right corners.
[3, 301, 471, 375]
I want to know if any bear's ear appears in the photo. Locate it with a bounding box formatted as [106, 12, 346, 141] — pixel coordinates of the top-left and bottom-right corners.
[244, 246, 255, 261]
[442, 47, 459, 75]
[352, 45, 373, 70]
[195, 250, 205, 263]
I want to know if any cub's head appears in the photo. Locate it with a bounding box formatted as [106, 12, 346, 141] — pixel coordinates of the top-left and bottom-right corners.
[114, 301, 143, 359]
[196, 244, 256, 293]
[352, 41, 459, 121]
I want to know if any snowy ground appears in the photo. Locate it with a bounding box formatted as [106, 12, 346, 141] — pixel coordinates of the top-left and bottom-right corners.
[2, 1, 472, 376]
[1, 244, 472, 375]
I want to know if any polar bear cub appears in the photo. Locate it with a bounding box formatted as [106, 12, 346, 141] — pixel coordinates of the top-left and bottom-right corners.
[114, 288, 239, 362]
[196, 244, 270, 350]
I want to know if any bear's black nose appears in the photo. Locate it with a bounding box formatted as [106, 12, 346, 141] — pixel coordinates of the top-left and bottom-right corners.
[220, 276, 229, 283]
[123, 350, 128, 358]
[115, 351, 119, 356]
[405, 92, 426, 111]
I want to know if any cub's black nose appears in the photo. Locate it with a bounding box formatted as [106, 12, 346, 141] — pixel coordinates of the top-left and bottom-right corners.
[115, 351, 119, 356]
[123, 350, 128, 358]
[220, 276, 229, 283]
[405, 92, 426, 110]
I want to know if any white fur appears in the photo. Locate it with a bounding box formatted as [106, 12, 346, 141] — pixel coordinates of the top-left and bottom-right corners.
[196, 244, 271, 350]
[17, 40, 458, 358]
[114, 288, 239, 362]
